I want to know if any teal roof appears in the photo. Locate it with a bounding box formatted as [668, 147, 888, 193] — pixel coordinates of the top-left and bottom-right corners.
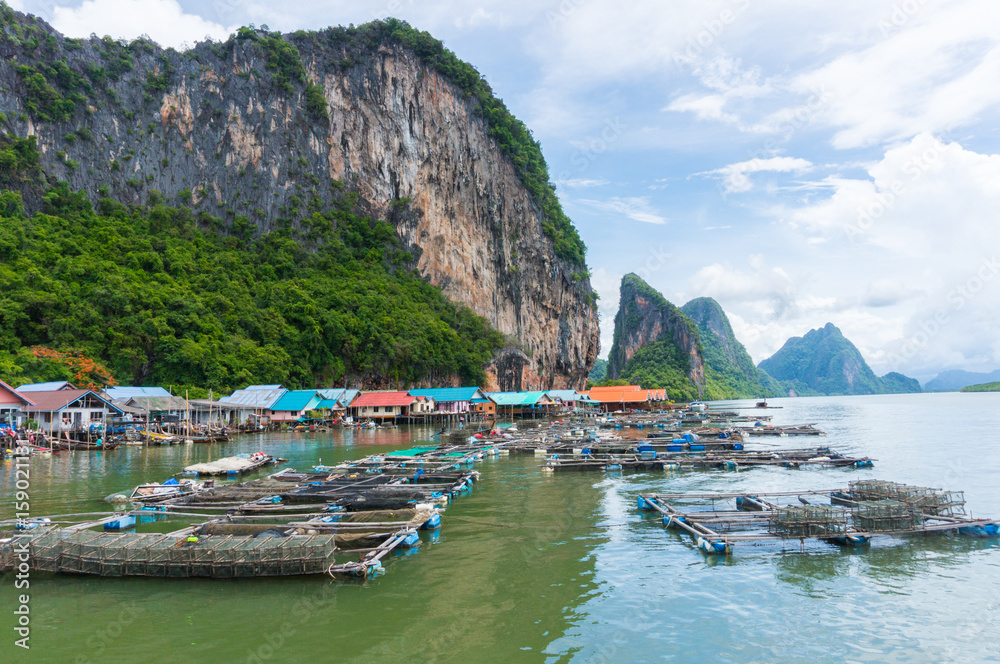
[270, 390, 321, 412]
[409, 387, 485, 402]
[315, 399, 344, 410]
[487, 391, 553, 406]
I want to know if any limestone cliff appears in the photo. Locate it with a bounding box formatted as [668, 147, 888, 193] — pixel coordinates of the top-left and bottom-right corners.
[0, 10, 598, 389]
[607, 274, 705, 399]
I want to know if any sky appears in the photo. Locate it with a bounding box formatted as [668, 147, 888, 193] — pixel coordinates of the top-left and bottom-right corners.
[9, 0, 1000, 383]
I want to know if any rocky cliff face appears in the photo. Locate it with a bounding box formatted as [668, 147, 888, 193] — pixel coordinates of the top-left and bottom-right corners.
[607, 274, 704, 393]
[0, 10, 598, 390]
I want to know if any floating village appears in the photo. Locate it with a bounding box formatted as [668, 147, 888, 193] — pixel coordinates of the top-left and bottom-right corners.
[1, 380, 997, 579]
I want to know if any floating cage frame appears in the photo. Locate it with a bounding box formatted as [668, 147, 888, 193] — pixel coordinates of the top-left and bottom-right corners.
[848, 480, 966, 517]
[21, 530, 337, 578]
[769, 505, 848, 538]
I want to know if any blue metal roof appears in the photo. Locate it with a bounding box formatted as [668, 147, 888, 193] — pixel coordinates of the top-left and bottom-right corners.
[222, 387, 287, 409]
[270, 390, 321, 412]
[17, 381, 76, 392]
[105, 386, 172, 399]
[409, 387, 486, 402]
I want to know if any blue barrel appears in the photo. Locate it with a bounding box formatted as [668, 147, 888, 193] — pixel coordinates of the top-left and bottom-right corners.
[421, 513, 442, 530]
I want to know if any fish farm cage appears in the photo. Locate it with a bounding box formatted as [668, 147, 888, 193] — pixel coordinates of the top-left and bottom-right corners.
[13, 530, 337, 578]
[769, 505, 848, 538]
[639, 481, 999, 557]
[847, 480, 966, 517]
[851, 500, 923, 532]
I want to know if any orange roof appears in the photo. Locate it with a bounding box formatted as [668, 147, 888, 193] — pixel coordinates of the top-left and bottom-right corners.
[588, 389, 649, 403]
[588, 385, 643, 396]
[352, 391, 416, 408]
[587, 387, 669, 403]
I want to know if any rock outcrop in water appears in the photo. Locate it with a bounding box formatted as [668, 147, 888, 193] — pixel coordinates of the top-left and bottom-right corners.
[606, 274, 705, 400]
[758, 323, 921, 396]
[0, 8, 598, 390]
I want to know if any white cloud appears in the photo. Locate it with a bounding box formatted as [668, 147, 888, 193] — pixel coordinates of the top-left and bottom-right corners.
[51, 0, 232, 49]
[454, 7, 510, 29]
[757, 134, 1000, 376]
[589, 267, 623, 359]
[702, 156, 813, 194]
[579, 196, 666, 225]
[789, 1, 1000, 148]
[555, 178, 609, 189]
[667, 93, 740, 125]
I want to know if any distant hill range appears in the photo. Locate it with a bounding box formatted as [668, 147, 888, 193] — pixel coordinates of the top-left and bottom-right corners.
[924, 369, 1000, 391]
[959, 381, 1000, 393]
[604, 274, 781, 400]
[757, 323, 921, 396]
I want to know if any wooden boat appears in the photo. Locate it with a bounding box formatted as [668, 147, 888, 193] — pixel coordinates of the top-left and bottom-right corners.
[182, 433, 230, 444]
[53, 438, 121, 451]
[128, 479, 207, 503]
[182, 453, 286, 477]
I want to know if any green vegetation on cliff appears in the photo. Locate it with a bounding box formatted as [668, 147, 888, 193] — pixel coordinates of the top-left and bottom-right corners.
[959, 381, 1000, 393]
[588, 358, 607, 383]
[0, 181, 504, 392]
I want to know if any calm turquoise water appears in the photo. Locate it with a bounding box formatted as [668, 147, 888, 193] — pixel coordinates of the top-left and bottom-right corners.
[2, 393, 999, 663]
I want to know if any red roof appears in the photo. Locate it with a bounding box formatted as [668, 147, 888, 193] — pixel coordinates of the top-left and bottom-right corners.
[0, 380, 34, 406]
[351, 391, 416, 408]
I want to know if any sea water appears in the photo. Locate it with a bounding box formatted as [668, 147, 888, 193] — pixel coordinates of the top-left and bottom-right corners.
[1, 392, 998, 663]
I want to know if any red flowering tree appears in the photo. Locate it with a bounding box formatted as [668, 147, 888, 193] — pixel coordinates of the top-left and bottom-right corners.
[27, 347, 117, 391]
